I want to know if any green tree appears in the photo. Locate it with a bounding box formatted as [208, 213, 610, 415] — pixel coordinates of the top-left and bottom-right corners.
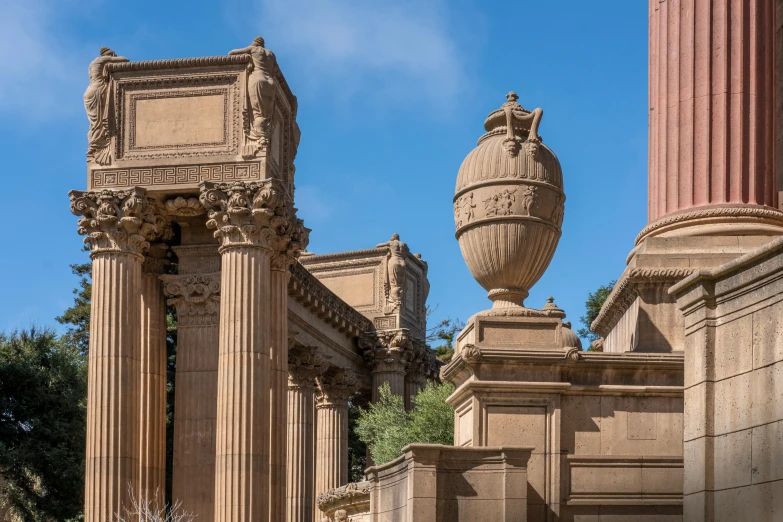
[347, 403, 367, 483]
[427, 318, 464, 363]
[56, 262, 92, 354]
[0, 328, 87, 521]
[356, 382, 454, 465]
[578, 280, 616, 345]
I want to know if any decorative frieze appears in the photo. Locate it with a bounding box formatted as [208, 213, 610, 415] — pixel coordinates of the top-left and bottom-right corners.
[70, 188, 170, 257]
[163, 274, 221, 326]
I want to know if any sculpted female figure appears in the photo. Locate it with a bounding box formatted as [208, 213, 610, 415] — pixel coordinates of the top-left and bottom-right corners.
[229, 36, 277, 147]
[84, 47, 128, 164]
[377, 233, 409, 311]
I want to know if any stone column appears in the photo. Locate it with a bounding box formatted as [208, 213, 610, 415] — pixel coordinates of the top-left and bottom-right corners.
[163, 256, 221, 519]
[643, 0, 781, 240]
[70, 187, 166, 522]
[139, 243, 171, 499]
[314, 370, 359, 518]
[269, 218, 308, 522]
[287, 347, 327, 522]
[361, 329, 411, 402]
[200, 180, 306, 522]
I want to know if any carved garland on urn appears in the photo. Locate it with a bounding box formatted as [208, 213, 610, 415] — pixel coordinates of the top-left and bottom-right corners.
[70, 188, 170, 257]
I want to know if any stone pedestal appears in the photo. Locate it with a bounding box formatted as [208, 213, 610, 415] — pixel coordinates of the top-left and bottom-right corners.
[70, 188, 167, 522]
[287, 347, 327, 522]
[163, 250, 221, 519]
[672, 237, 783, 521]
[139, 246, 170, 499]
[315, 371, 359, 519]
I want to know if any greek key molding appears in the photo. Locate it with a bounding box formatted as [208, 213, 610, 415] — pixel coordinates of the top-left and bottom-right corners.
[89, 161, 263, 190]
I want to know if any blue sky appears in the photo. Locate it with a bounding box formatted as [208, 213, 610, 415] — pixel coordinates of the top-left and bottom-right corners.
[0, 0, 648, 338]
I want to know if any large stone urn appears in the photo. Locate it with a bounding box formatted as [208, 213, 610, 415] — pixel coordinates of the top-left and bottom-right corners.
[454, 92, 564, 308]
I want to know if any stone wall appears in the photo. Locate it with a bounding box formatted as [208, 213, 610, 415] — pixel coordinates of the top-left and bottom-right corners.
[363, 445, 531, 522]
[672, 236, 783, 520]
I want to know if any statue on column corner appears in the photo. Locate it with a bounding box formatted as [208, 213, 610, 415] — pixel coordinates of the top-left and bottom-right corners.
[377, 233, 409, 314]
[229, 36, 277, 158]
[84, 47, 128, 165]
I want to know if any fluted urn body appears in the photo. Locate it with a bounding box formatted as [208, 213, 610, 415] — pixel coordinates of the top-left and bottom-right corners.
[454, 92, 564, 308]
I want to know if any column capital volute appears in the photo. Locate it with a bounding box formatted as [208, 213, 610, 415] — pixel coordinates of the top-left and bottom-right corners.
[161, 273, 221, 326]
[316, 369, 360, 408]
[70, 187, 172, 258]
[199, 180, 309, 260]
[288, 346, 329, 388]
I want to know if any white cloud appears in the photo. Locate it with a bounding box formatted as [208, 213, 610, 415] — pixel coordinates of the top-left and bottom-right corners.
[257, 0, 467, 109]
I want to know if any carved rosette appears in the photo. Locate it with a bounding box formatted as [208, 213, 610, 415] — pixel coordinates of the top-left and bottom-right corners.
[359, 329, 414, 374]
[316, 370, 360, 408]
[288, 346, 329, 388]
[454, 92, 564, 309]
[70, 188, 170, 258]
[163, 275, 221, 326]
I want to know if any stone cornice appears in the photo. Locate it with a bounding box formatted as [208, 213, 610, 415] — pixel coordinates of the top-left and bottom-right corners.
[591, 267, 696, 338]
[300, 246, 428, 271]
[105, 55, 297, 112]
[162, 273, 221, 326]
[288, 262, 373, 337]
[70, 188, 171, 258]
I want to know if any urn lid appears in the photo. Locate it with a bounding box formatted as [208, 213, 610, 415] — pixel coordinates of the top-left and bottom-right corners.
[455, 93, 562, 196]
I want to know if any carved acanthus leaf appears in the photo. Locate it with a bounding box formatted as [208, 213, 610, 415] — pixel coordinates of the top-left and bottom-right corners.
[163, 274, 221, 326]
[288, 346, 329, 386]
[461, 344, 482, 364]
[316, 370, 360, 407]
[69, 188, 169, 257]
[199, 180, 289, 252]
[165, 196, 205, 216]
[316, 481, 372, 510]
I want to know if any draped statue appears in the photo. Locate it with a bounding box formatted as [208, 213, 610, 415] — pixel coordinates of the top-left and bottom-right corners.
[377, 233, 410, 314]
[229, 36, 277, 157]
[84, 47, 128, 165]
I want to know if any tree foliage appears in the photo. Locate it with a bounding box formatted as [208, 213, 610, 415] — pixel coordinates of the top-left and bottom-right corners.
[577, 280, 616, 344]
[347, 403, 367, 483]
[426, 318, 464, 363]
[355, 382, 454, 465]
[56, 262, 92, 355]
[0, 328, 87, 521]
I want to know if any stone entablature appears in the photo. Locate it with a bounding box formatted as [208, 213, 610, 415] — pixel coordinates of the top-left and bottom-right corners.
[289, 261, 373, 338]
[299, 239, 429, 339]
[87, 50, 299, 194]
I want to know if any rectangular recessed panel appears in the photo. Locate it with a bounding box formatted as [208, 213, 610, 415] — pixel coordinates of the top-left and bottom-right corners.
[480, 322, 557, 346]
[319, 272, 376, 308]
[134, 94, 226, 148]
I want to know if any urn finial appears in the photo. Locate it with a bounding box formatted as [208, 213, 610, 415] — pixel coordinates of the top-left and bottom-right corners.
[454, 93, 565, 309]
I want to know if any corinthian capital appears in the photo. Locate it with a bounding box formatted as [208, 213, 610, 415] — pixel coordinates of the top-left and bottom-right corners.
[162, 274, 221, 326]
[316, 370, 360, 408]
[270, 214, 310, 272]
[359, 329, 416, 374]
[288, 346, 328, 388]
[199, 180, 292, 252]
[69, 188, 170, 258]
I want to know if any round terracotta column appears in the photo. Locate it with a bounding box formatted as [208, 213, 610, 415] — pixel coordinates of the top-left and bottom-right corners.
[641, 0, 782, 242]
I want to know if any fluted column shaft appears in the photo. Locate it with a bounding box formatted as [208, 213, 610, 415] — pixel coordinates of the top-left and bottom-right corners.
[647, 0, 778, 224]
[372, 361, 406, 402]
[315, 402, 348, 504]
[139, 254, 169, 499]
[86, 252, 142, 520]
[70, 187, 169, 522]
[269, 268, 289, 521]
[214, 246, 271, 521]
[313, 371, 358, 520]
[164, 264, 221, 520]
[287, 377, 315, 522]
